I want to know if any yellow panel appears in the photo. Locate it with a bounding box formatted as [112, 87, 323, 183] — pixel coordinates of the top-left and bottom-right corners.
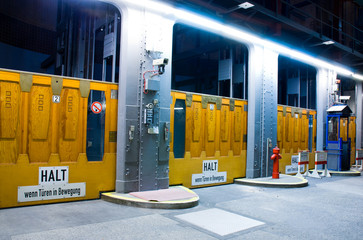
[285, 114, 291, 142]
[59, 88, 82, 162]
[277, 111, 283, 143]
[192, 102, 202, 142]
[205, 103, 216, 157]
[0, 81, 20, 164]
[350, 117, 356, 164]
[185, 105, 192, 153]
[0, 82, 20, 138]
[30, 86, 51, 140]
[219, 104, 230, 156]
[207, 104, 216, 142]
[283, 109, 292, 153]
[294, 113, 300, 142]
[301, 114, 306, 143]
[340, 118, 348, 142]
[313, 113, 317, 150]
[220, 105, 229, 142]
[232, 104, 244, 156]
[109, 89, 118, 153]
[63, 89, 80, 140]
[241, 102, 247, 150]
[0, 71, 20, 82]
[170, 92, 175, 152]
[234, 106, 242, 142]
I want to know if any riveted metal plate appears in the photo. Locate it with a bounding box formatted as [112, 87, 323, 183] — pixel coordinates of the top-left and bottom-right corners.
[51, 76, 63, 95]
[79, 80, 91, 98]
[186, 93, 193, 107]
[229, 99, 235, 111]
[20, 73, 33, 92]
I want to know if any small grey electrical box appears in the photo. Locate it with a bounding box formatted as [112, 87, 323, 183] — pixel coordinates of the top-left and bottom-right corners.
[145, 79, 160, 91]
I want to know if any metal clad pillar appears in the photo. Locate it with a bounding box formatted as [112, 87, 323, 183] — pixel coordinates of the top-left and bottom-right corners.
[356, 82, 362, 149]
[316, 68, 335, 151]
[246, 45, 278, 178]
[116, 4, 173, 193]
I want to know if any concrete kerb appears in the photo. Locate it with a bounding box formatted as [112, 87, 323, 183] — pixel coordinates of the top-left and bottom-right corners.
[234, 174, 308, 188]
[310, 169, 361, 177]
[101, 186, 199, 209]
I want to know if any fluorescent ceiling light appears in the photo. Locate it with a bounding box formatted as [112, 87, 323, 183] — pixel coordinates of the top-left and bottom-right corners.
[239, 2, 255, 9]
[121, 0, 362, 81]
[322, 40, 335, 45]
[352, 74, 363, 81]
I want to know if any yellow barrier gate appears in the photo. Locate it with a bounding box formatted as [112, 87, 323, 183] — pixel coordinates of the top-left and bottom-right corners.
[348, 116, 356, 165]
[169, 91, 247, 188]
[277, 105, 317, 174]
[0, 69, 118, 208]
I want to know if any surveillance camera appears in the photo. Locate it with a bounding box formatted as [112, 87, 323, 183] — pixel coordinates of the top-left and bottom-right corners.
[153, 58, 169, 66]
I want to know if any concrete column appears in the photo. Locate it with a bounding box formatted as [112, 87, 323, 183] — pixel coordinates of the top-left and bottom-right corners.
[316, 68, 336, 151]
[116, 4, 173, 193]
[246, 45, 278, 178]
[356, 82, 362, 149]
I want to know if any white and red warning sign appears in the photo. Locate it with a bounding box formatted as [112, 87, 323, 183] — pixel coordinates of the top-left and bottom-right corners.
[91, 101, 103, 114]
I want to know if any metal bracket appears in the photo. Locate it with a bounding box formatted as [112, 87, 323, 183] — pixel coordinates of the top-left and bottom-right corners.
[229, 99, 235, 111]
[51, 76, 63, 95]
[202, 95, 208, 109]
[202, 95, 222, 110]
[20, 73, 33, 92]
[186, 93, 193, 107]
[79, 80, 91, 98]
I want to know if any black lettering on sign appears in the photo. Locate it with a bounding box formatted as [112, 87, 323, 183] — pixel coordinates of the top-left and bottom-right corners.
[203, 161, 218, 171]
[24, 191, 38, 198]
[5, 91, 11, 108]
[40, 169, 67, 183]
[68, 96, 73, 112]
[38, 94, 44, 111]
[39, 189, 52, 197]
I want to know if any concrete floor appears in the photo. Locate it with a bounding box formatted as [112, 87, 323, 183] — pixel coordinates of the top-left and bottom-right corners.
[1, 175, 363, 240]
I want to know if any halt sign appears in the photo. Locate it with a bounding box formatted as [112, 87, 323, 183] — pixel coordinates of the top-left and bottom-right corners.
[91, 101, 102, 114]
[18, 166, 86, 202]
[191, 160, 227, 186]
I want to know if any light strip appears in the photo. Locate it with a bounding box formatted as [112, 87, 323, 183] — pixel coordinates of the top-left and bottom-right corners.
[353, 74, 363, 81]
[120, 0, 361, 80]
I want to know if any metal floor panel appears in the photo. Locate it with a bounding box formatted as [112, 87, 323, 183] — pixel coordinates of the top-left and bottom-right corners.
[175, 208, 264, 236]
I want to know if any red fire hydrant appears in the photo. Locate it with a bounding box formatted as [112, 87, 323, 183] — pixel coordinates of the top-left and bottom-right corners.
[271, 146, 282, 179]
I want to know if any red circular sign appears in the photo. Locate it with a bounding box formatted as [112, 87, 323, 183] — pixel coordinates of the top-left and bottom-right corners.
[91, 101, 102, 114]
